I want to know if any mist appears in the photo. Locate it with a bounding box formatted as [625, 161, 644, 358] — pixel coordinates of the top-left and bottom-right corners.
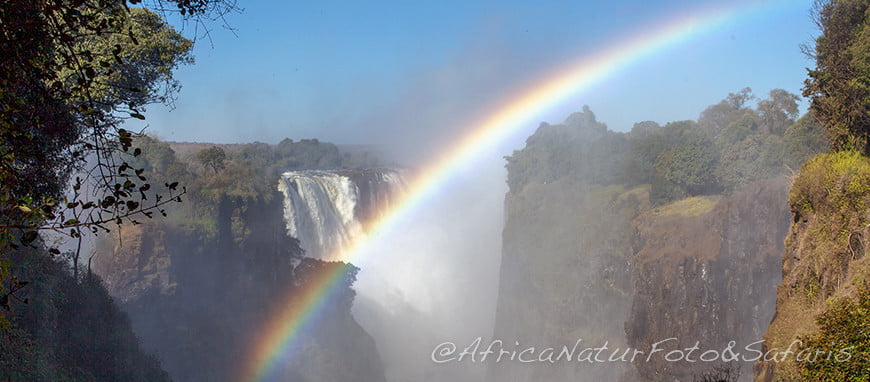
[6, 1, 855, 382]
[351, 159, 506, 381]
[334, 42, 536, 381]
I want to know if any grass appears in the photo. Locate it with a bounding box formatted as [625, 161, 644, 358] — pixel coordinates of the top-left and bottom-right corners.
[651, 195, 721, 217]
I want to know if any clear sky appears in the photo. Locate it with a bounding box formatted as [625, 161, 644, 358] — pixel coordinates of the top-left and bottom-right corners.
[133, 0, 817, 158]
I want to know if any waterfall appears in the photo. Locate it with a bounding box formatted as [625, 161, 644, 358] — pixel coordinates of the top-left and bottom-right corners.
[277, 169, 404, 261]
[277, 166, 503, 382]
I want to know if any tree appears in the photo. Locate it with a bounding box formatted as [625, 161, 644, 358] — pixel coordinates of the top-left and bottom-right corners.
[699, 87, 754, 131]
[803, 0, 870, 152]
[504, 106, 627, 192]
[197, 146, 227, 174]
[654, 136, 718, 196]
[782, 113, 831, 166]
[628, 120, 718, 202]
[714, 133, 778, 191]
[0, 0, 238, 318]
[757, 89, 800, 135]
[0, 2, 199, 285]
[717, 113, 759, 147]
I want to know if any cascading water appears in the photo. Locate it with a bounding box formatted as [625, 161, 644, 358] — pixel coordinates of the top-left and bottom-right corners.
[277, 165, 503, 382]
[277, 169, 405, 261]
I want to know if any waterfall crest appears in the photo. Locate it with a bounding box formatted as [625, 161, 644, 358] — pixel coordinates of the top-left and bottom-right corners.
[277, 169, 404, 260]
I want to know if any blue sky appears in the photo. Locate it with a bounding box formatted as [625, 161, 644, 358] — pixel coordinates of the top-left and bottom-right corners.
[134, 0, 817, 158]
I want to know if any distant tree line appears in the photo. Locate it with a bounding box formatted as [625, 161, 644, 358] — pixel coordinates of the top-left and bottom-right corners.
[125, 135, 381, 239]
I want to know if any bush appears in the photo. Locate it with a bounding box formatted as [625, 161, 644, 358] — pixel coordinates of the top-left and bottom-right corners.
[789, 151, 870, 216]
[797, 287, 870, 381]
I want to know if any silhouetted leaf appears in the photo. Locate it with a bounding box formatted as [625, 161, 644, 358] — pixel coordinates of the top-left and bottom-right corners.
[21, 231, 38, 245]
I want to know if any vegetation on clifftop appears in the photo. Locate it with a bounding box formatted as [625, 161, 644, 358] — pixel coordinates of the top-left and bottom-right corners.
[797, 287, 870, 381]
[757, 1, 870, 380]
[91, 136, 388, 381]
[505, 89, 828, 205]
[760, 150, 870, 380]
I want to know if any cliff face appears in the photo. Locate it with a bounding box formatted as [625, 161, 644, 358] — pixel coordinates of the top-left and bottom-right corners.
[2, 249, 171, 381]
[493, 107, 797, 381]
[93, 190, 386, 382]
[491, 177, 790, 382]
[628, 178, 790, 381]
[489, 180, 643, 382]
[754, 152, 870, 381]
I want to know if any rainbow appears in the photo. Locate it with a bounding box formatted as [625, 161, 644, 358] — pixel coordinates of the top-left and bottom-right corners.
[240, 1, 794, 380]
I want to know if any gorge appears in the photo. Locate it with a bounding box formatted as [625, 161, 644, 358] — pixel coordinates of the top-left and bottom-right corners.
[91, 89, 842, 382]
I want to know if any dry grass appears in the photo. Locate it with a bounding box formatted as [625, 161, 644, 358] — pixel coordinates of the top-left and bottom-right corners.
[651, 195, 722, 217]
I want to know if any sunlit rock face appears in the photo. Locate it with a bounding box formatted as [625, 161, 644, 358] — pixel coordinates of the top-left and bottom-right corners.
[627, 178, 790, 382]
[278, 169, 405, 260]
[492, 178, 789, 382]
[492, 109, 791, 382]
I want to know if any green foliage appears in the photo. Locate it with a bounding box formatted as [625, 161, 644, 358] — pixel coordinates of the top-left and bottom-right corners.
[804, 0, 870, 153]
[505, 106, 627, 192]
[629, 120, 719, 204]
[649, 174, 686, 205]
[758, 88, 801, 135]
[275, 138, 343, 169]
[0, 1, 204, 330]
[797, 288, 870, 381]
[506, 89, 824, 206]
[789, 151, 870, 216]
[625, 122, 669, 184]
[718, 112, 759, 146]
[715, 133, 778, 191]
[0, 1, 241, 371]
[58, 7, 194, 110]
[196, 146, 227, 174]
[654, 126, 718, 196]
[0, 2, 194, 238]
[130, 135, 189, 184]
[783, 113, 831, 167]
[711, 90, 825, 193]
[0, 248, 169, 381]
[698, 87, 754, 131]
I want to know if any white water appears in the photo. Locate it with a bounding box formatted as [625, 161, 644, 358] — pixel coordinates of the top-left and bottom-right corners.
[278, 167, 503, 382]
[277, 170, 404, 260]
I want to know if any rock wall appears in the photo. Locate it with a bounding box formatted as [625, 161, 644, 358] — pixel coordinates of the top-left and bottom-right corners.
[754, 152, 870, 381]
[628, 178, 790, 382]
[489, 180, 643, 382]
[93, 191, 386, 382]
[492, 175, 791, 382]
